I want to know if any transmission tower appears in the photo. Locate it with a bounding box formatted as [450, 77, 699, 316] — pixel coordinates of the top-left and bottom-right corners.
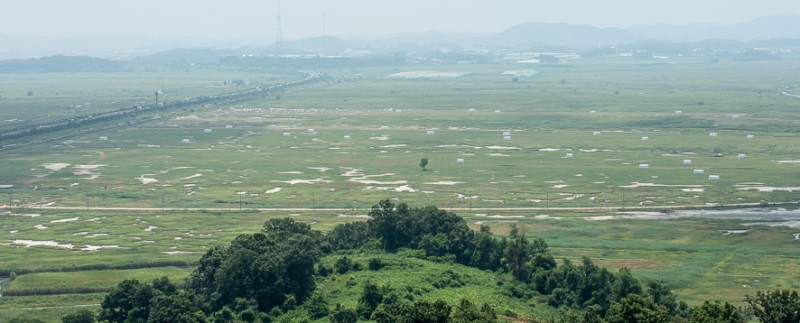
[276, 0, 283, 47]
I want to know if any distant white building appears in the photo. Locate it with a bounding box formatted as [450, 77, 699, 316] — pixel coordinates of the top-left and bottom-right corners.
[738, 154, 746, 159]
[343, 135, 351, 140]
[182, 139, 190, 143]
[639, 164, 649, 169]
[226, 125, 233, 129]
[593, 131, 601, 136]
[283, 132, 292, 137]
[675, 110, 682, 114]
[99, 136, 108, 141]
[693, 169, 705, 175]
[502, 131, 511, 136]
[456, 159, 465, 164]
[683, 160, 692, 165]
[709, 175, 720, 181]
[503, 136, 512, 141]
[709, 133, 718, 137]
[565, 153, 574, 158]
[427, 130, 435, 135]
[641, 136, 649, 141]
[747, 134, 755, 139]
[204, 129, 212, 133]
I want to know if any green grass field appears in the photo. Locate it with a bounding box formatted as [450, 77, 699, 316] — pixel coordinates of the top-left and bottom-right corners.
[1, 60, 800, 321]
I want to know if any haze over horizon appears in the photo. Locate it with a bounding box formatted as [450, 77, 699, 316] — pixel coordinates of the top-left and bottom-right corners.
[3, 0, 800, 39]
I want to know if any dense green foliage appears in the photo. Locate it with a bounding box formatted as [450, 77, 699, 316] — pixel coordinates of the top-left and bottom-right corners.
[745, 290, 800, 323]
[69, 200, 794, 322]
[188, 218, 323, 312]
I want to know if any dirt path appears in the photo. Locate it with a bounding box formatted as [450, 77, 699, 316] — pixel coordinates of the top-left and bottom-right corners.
[0, 303, 99, 311]
[782, 91, 800, 99]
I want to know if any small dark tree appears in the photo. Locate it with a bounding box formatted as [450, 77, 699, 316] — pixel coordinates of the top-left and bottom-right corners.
[304, 294, 330, 319]
[331, 304, 358, 323]
[357, 282, 384, 319]
[147, 294, 205, 323]
[452, 299, 497, 323]
[712, 147, 722, 157]
[61, 308, 96, 323]
[335, 255, 353, 274]
[98, 279, 154, 323]
[691, 300, 746, 323]
[368, 257, 385, 270]
[420, 158, 429, 171]
[606, 295, 671, 323]
[411, 300, 452, 322]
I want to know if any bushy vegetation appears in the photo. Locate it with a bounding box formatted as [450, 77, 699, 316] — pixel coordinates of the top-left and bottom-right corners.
[40, 200, 790, 322]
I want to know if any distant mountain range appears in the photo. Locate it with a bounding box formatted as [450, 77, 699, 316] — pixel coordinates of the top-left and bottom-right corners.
[0, 55, 123, 73]
[628, 15, 800, 42]
[1, 15, 799, 59]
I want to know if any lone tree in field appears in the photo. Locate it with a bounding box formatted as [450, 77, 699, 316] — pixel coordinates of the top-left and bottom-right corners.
[420, 158, 429, 171]
[712, 147, 722, 157]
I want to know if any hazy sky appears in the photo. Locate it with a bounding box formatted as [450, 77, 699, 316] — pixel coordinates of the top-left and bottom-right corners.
[3, 0, 800, 39]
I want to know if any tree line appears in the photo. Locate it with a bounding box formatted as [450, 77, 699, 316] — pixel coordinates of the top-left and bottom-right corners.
[38, 199, 800, 322]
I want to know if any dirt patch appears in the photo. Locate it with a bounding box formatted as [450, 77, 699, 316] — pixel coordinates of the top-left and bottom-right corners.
[736, 183, 800, 192]
[720, 229, 751, 235]
[387, 71, 467, 78]
[363, 185, 419, 193]
[51, 217, 79, 223]
[138, 176, 158, 184]
[41, 163, 71, 172]
[272, 178, 333, 185]
[81, 245, 121, 251]
[348, 172, 406, 185]
[12, 240, 73, 249]
[308, 167, 332, 173]
[179, 173, 203, 180]
[73, 164, 106, 179]
[425, 181, 462, 185]
[162, 251, 202, 255]
[485, 146, 521, 150]
[620, 182, 706, 189]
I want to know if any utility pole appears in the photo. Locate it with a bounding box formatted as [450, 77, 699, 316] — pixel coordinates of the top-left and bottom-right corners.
[546, 192, 549, 211]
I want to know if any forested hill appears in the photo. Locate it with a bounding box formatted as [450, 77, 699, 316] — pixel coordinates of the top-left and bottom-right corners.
[0, 55, 124, 73]
[57, 200, 800, 322]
